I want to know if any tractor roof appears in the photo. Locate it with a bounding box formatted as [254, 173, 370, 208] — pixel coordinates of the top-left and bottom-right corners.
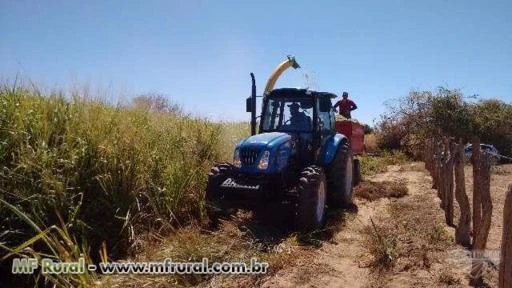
[268, 88, 337, 99]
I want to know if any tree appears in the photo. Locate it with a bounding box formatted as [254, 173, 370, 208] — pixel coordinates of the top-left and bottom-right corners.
[472, 99, 512, 156]
[375, 87, 512, 159]
[132, 93, 183, 115]
[376, 90, 435, 156]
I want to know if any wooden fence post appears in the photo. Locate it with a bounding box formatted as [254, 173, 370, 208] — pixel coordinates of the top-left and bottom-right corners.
[433, 140, 442, 191]
[478, 151, 493, 251]
[436, 141, 445, 205]
[438, 140, 447, 209]
[471, 137, 493, 285]
[444, 138, 455, 226]
[472, 138, 482, 241]
[424, 140, 431, 172]
[427, 140, 435, 175]
[499, 185, 512, 288]
[454, 140, 471, 246]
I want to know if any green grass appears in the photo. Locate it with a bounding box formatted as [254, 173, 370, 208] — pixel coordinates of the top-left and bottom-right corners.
[0, 198, 101, 287]
[218, 121, 250, 161]
[0, 84, 243, 274]
[359, 150, 409, 176]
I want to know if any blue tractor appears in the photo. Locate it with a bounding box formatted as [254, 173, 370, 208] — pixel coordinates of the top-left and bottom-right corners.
[206, 59, 360, 231]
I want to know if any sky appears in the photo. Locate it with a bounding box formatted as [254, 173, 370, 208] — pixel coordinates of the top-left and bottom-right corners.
[1, 0, 511, 125]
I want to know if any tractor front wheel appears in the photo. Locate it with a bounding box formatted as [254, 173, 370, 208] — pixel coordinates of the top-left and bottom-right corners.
[296, 166, 327, 231]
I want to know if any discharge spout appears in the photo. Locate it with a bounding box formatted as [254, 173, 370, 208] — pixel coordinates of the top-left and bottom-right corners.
[263, 55, 300, 95]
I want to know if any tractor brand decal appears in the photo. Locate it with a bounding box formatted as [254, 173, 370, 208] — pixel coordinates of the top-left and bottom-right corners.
[221, 178, 260, 190]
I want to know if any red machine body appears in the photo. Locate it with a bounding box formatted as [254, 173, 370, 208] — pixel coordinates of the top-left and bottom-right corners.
[335, 120, 365, 155]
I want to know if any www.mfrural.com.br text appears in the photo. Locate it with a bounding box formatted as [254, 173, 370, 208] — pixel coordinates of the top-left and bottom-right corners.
[11, 257, 269, 275]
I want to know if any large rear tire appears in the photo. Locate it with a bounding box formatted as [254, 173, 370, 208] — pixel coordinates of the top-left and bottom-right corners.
[296, 166, 327, 231]
[327, 140, 354, 208]
[205, 163, 233, 223]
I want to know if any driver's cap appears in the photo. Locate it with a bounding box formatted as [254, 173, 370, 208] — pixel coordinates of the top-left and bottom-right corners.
[287, 102, 300, 109]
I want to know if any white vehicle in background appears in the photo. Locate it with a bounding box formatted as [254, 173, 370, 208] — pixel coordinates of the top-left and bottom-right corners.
[464, 144, 500, 165]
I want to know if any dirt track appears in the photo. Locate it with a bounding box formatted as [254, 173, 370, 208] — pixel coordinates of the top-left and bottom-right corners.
[259, 163, 509, 288]
[111, 163, 511, 287]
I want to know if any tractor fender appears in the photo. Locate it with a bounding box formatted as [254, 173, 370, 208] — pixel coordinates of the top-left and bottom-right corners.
[320, 133, 348, 166]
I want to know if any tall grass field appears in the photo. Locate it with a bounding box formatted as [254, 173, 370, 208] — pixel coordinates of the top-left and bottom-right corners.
[1, 83, 393, 287]
[0, 84, 250, 286]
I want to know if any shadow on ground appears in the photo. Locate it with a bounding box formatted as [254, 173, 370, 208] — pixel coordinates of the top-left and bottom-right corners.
[208, 203, 359, 251]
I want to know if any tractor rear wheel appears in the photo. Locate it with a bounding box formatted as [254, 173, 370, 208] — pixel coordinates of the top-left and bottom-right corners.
[296, 166, 326, 231]
[327, 140, 354, 208]
[205, 163, 233, 223]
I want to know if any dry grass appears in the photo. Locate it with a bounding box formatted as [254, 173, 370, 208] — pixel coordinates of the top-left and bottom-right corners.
[362, 218, 398, 270]
[437, 269, 462, 286]
[354, 180, 408, 201]
[103, 206, 354, 287]
[361, 191, 451, 273]
[364, 133, 378, 154]
[105, 212, 308, 288]
[491, 164, 512, 175]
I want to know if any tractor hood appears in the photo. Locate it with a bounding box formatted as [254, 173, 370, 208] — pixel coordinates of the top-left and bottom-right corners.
[237, 132, 291, 150]
[234, 132, 293, 174]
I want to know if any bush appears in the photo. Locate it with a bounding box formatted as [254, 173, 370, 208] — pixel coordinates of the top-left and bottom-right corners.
[362, 219, 398, 269]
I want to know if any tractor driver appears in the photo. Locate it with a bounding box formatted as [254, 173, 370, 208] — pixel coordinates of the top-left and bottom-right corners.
[287, 102, 311, 130]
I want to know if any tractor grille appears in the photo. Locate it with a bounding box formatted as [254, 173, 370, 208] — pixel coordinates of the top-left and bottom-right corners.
[240, 148, 260, 166]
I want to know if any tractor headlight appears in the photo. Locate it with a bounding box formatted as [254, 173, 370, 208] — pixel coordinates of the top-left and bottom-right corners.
[257, 150, 270, 170]
[233, 149, 241, 168]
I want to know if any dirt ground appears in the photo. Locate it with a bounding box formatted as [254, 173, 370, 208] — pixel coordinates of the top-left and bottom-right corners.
[256, 163, 512, 288]
[110, 163, 511, 288]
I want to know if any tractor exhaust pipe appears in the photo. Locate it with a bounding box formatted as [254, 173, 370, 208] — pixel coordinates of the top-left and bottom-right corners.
[250, 73, 257, 136]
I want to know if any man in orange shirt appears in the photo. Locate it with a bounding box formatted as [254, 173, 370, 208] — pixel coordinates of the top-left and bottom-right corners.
[334, 91, 357, 119]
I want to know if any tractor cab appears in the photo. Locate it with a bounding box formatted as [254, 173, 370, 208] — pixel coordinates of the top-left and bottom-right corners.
[257, 88, 337, 167]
